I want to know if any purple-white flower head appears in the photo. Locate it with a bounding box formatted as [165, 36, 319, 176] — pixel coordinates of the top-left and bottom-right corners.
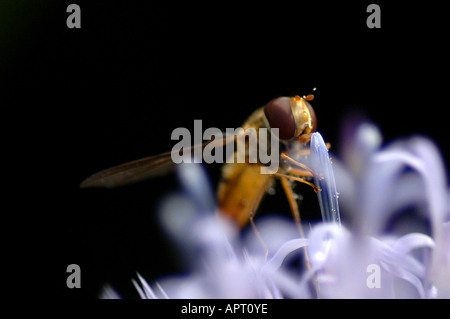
[102, 121, 449, 299]
[322, 121, 449, 298]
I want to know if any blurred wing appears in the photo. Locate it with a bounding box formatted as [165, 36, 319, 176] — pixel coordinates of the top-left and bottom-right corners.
[80, 134, 237, 188]
[79, 151, 176, 188]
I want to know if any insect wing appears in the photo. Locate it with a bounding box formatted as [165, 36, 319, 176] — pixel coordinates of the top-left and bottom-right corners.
[79, 151, 176, 188]
[80, 134, 237, 188]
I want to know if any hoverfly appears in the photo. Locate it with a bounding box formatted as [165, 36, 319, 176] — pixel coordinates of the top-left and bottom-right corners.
[80, 95, 321, 238]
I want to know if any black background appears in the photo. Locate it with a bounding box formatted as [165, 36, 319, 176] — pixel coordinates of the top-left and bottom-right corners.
[3, 1, 448, 299]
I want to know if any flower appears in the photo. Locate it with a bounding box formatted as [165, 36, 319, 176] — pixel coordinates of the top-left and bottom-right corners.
[314, 122, 449, 298]
[101, 121, 449, 299]
[134, 163, 313, 298]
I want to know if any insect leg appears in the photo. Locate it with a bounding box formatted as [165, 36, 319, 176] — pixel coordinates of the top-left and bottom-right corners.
[274, 172, 321, 193]
[279, 175, 319, 296]
[249, 213, 269, 261]
[248, 184, 270, 260]
[279, 176, 307, 240]
[279, 175, 313, 270]
[281, 152, 315, 173]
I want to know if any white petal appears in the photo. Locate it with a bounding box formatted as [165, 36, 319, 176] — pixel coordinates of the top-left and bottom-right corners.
[137, 272, 157, 299]
[310, 132, 341, 223]
[263, 238, 308, 273]
[393, 233, 435, 254]
[177, 163, 215, 212]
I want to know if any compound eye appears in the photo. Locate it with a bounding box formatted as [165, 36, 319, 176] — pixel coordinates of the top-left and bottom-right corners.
[264, 97, 295, 140]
